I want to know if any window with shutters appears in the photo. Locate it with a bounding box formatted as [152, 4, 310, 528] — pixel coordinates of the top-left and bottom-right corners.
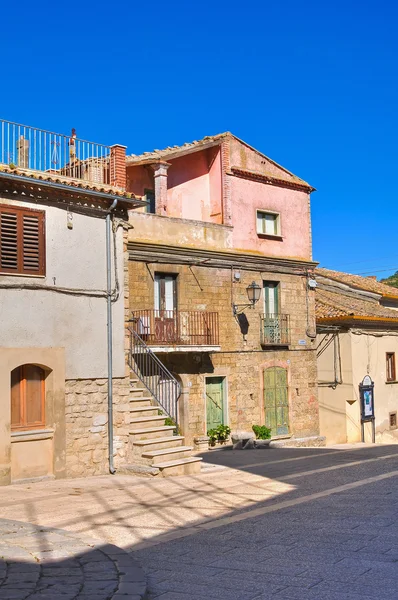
[256, 210, 281, 237]
[11, 365, 46, 431]
[0, 205, 45, 276]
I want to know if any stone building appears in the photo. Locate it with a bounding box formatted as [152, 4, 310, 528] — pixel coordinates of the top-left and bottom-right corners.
[0, 120, 145, 484]
[126, 133, 321, 449]
[316, 268, 398, 445]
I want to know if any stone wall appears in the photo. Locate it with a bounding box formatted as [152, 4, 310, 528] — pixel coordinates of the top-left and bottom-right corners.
[65, 377, 131, 477]
[129, 258, 319, 445]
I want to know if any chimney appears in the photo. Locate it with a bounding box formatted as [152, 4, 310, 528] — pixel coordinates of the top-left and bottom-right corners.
[151, 162, 170, 216]
[17, 136, 29, 168]
[366, 276, 377, 280]
[110, 144, 127, 189]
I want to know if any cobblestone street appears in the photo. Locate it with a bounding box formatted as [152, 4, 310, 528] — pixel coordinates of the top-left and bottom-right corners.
[1, 444, 398, 599]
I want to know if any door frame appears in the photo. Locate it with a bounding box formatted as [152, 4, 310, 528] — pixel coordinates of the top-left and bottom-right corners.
[205, 375, 228, 431]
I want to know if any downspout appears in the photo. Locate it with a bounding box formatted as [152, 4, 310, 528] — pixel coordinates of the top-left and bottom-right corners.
[106, 198, 118, 474]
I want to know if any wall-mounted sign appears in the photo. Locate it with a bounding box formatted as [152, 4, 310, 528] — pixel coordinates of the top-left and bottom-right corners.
[298, 340, 307, 346]
[359, 375, 375, 443]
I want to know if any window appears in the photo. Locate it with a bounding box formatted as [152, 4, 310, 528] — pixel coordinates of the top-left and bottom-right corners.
[390, 412, 397, 430]
[144, 189, 155, 214]
[0, 204, 45, 275]
[11, 365, 46, 431]
[256, 210, 280, 237]
[263, 282, 279, 315]
[154, 273, 177, 312]
[386, 352, 396, 382]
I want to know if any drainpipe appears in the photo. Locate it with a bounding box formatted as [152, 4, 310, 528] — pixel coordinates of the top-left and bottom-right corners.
[106, 199, 118, 474]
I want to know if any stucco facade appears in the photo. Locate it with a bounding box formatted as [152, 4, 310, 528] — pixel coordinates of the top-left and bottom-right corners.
[316, 269, 398, 445]
[0, 178, 139, 484]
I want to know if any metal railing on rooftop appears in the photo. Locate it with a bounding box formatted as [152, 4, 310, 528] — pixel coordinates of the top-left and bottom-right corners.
[0, 119, 115, 186]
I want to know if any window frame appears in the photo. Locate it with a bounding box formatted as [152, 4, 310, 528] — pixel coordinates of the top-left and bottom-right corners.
[11, 365, 46, 432]
[0, 204, 46, 277]
[144, 189, 156, 214]
[386, 352, 396, 382]
[256, 209, 282, 239]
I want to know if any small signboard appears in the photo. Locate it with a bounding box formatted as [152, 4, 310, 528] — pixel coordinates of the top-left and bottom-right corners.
[359, 375, 375, 443]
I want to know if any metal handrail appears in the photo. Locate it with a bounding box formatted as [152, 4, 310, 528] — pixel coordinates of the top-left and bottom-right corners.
[128, 327, 181, 424]
[130, 309, 219, 346]
[0, 119, 114, 186]
[260, 313, 290, 345]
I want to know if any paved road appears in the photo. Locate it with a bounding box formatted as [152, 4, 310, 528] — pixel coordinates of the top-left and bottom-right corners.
[0, 520, 146, 600]
[1, 444, 398, 599]
[134, 444, 398, 600]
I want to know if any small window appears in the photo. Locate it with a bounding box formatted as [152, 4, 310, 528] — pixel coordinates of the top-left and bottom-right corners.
[256, 210, 280, 237]
[11, 365, 45, 431]
[0, 204, 45, 276]
[386, 353, 396, 382]
[390, 412, 397, 430]
[144, 189, 155, 214]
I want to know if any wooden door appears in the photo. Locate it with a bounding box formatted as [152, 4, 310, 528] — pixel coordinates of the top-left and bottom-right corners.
[154, 274, 177, 343]
[264, 367, 289, 436]
[206, 377, 225, 432]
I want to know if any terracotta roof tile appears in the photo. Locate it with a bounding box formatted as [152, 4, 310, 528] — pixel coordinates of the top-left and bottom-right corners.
[316, 268, 398, 299]
[126, 133, 230, 164]
[0, 164, 138, 200]
[316, 289, 398, 321]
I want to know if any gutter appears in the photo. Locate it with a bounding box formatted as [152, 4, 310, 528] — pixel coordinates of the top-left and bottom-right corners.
[106, 199, 118, 474]
[0, 170, 145, 208]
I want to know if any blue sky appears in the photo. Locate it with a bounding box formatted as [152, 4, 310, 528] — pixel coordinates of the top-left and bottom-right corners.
[1, 0, 397, 278]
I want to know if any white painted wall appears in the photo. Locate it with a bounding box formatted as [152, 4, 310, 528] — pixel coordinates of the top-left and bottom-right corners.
[0, 197, 125, 379]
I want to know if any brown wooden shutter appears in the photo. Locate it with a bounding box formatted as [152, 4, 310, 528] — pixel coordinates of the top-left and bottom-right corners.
[0, 211, 18, 271]
[0, 205, 45, 275]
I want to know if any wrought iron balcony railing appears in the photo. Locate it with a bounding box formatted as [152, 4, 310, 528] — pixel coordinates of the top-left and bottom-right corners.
[131, 310, 219, 347]
[260, 313, 290, 346]
[0, 119, 117, 186]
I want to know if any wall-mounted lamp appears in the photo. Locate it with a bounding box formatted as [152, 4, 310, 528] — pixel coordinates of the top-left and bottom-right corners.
[233, 281, 262, 315]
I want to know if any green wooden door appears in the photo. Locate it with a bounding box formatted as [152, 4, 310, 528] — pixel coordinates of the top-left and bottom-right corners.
[206, 377, 225, 432]
[264, 367, 289, 436]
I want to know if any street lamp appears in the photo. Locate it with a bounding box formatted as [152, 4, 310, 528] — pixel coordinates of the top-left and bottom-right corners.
[233, 281, 262, 315]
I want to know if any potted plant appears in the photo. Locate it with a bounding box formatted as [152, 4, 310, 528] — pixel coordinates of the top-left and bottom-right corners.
[252, 425, 272, 448]
[207, 425, 231, 447]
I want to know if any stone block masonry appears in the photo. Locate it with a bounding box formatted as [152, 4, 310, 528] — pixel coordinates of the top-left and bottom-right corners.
[129, 257, 320, 446]
[65, 377, 131, 477]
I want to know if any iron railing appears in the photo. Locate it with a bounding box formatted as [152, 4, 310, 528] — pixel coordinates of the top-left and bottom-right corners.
[131, 309, 220, 346]
[128, 328, 181, 424]
[260, 313, 290, 346]
[0, 119, 115, 185]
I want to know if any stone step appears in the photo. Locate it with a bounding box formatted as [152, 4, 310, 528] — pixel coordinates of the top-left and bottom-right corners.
[130, 415, 166, 430]
[129, 425, 176, 440]
[129, 387, 148, 397]
[142, 446, 194, 465]
[129, 396, 153, 404]
[131, 436, 185, 453]
[130, 406, 159, 418]
[156, 457, 203, 477]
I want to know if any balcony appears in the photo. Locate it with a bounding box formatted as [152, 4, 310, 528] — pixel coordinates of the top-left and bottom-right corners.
[0, 119, 123, 188]
[131, 310, 220, 352]
[260, 313, 290, 347]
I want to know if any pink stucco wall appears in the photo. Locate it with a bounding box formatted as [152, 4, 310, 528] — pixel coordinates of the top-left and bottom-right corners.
[166, 148, 222, 223]
[230, 177, 311, 260]
[126, 165, 154, 196]
[126, 136, 312, 261]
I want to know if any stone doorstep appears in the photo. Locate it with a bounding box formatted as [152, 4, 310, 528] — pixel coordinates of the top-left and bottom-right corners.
[269, 435, 326, 448]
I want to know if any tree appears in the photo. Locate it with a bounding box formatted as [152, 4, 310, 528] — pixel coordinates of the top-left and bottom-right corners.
[380, 271, 398, 289]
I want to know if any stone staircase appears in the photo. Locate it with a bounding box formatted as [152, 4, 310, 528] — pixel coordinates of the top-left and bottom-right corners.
[120, 374, 202, 477]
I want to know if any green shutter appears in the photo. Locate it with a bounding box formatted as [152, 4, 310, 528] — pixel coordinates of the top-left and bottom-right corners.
[206, 377, 225, 431]
[264, 367, 289, 436]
